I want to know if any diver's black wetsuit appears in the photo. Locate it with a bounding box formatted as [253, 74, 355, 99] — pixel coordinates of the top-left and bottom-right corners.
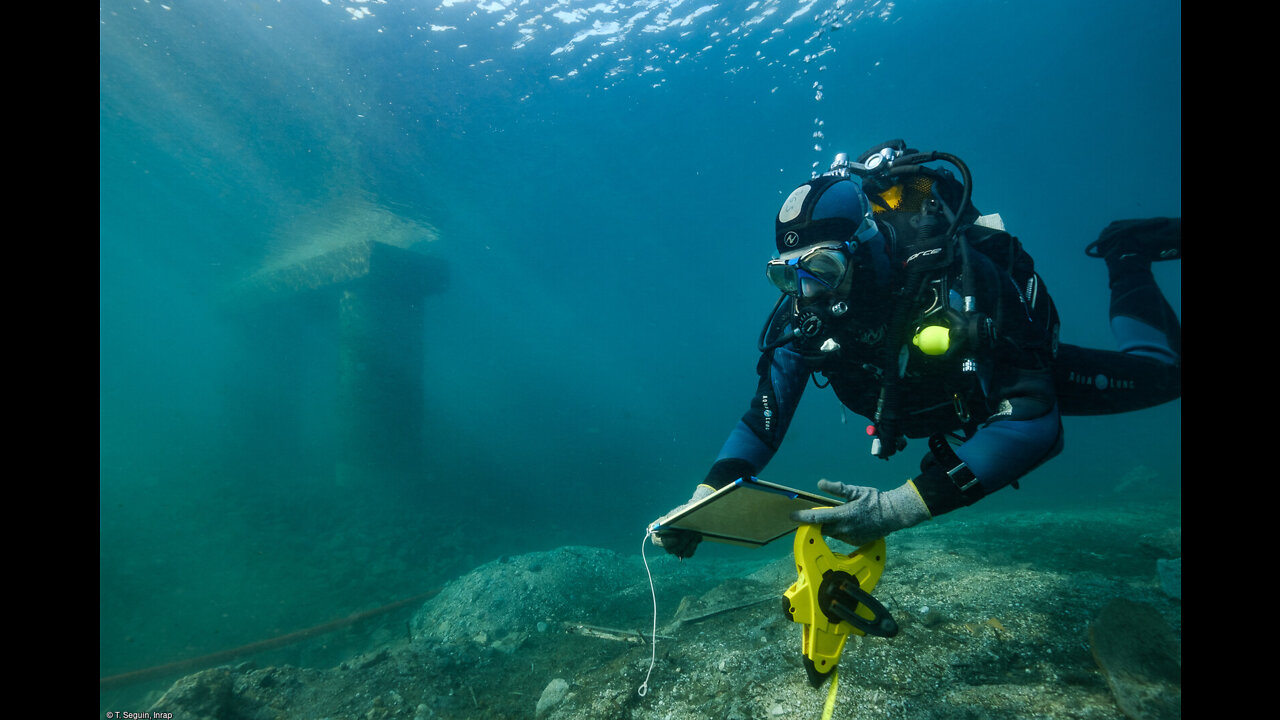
[1054, 252, 1182, 415]
[705, 223, 1181, 505]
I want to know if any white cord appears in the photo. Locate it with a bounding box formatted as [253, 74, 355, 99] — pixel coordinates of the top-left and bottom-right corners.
[638, 528, 658, 697]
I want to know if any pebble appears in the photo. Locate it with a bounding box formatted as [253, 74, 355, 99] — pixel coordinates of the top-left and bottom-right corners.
[536, 678, 571, 718]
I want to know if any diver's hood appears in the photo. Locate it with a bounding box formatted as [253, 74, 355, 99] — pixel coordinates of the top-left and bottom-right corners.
[776, 175, 881, 255]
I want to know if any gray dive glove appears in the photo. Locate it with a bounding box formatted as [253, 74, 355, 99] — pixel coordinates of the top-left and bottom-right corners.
[650, 484, 716, 559]
[790, 479, 931, 547]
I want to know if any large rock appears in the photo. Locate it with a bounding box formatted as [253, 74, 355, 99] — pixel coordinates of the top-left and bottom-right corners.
[410, 546, 651, 648]
[1156, 558, 1181, 599]
[1089, 598, 1181, 720]
[148, 668, 258, 720]
[1138, 527, 1182, 558]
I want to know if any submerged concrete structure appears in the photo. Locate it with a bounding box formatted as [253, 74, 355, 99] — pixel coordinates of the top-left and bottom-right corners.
[228, 238, 447, 484]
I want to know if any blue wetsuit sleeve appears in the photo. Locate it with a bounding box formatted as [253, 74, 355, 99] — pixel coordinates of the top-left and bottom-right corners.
[705, 346, 809, 488]
[954, 403, 1063, 494]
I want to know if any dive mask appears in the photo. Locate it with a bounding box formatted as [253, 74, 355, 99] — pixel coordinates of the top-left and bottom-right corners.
[766, 243, 852, 298]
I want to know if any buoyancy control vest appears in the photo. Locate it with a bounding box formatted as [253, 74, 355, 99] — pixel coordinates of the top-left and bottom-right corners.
[761, 141, 1059, 459]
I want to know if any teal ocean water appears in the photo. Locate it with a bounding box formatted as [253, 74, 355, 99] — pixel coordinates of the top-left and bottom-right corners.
[101, 0, 1180, 711]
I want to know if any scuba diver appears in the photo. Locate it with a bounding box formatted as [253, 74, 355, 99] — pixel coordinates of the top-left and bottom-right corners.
[653, 140, 1181, 558]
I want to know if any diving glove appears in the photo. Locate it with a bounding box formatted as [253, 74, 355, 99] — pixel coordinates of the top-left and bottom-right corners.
[790, 480, 930, 547]
[651, 484, 715, 559]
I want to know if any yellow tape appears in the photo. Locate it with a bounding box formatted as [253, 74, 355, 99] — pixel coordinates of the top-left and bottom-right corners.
[820, 667, 839, 720]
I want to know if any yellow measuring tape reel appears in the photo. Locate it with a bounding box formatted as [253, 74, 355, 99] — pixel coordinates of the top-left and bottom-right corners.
[783, 524, 899, 688]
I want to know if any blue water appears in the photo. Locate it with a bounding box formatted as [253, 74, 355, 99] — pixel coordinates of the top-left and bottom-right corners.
[100, 0, 1180, 703]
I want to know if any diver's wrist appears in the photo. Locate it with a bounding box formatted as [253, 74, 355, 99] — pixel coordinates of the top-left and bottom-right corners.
[703, 458, 756, 490]
[911, 462, 985, 516]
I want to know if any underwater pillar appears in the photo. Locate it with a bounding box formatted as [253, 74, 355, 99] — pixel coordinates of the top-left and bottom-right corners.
[229, 239, 447, 485]
[335, 277, 428, 484]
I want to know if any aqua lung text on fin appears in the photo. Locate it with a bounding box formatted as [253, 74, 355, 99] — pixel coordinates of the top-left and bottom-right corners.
[1067, 372, 1134, 391]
